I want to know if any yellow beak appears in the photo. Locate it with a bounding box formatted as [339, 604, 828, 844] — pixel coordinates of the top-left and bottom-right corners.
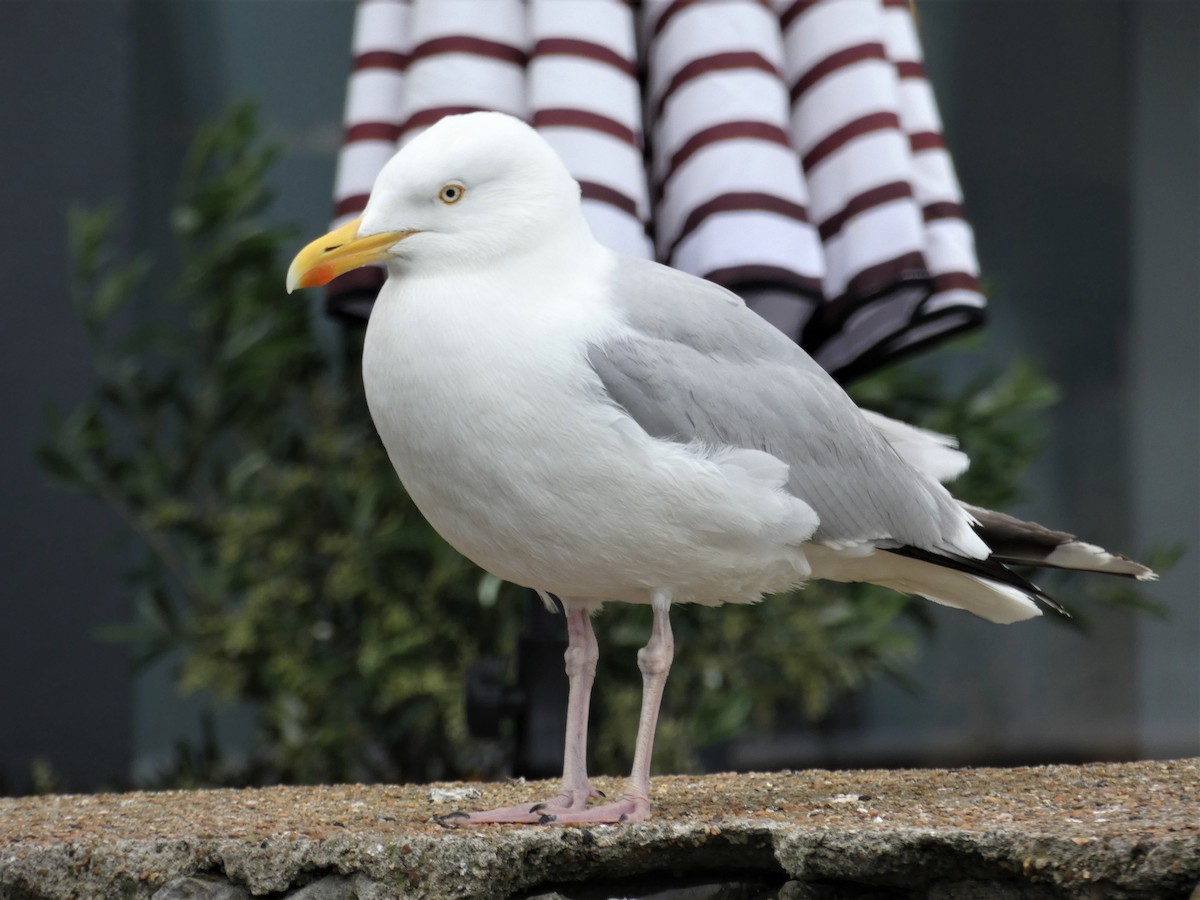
[285, 216, 415, 293]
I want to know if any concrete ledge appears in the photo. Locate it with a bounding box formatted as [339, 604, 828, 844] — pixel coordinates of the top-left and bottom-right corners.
[1, 760, 1197, 899]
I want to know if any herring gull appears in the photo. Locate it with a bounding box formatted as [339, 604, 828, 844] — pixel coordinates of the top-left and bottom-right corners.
[287, 112, 1155, 825]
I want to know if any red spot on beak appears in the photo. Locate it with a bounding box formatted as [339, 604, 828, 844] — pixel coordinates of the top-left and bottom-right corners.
[300, 263, 337, 288]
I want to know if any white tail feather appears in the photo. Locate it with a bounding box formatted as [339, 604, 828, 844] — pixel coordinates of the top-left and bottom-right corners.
[806, 544, 1042, 624]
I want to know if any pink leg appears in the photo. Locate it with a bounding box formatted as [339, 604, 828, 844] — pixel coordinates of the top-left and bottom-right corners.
[542, 596, 674, 824]
[552, 605, 601, 807]
[437, 605, 601, 825]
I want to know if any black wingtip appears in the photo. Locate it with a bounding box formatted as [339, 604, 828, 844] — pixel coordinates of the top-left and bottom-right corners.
[885, 545, 1069, 617]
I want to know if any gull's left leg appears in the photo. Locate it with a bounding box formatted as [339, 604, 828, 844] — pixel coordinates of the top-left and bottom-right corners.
[542, 592, 674, 824]
[436, 601, 600, 825]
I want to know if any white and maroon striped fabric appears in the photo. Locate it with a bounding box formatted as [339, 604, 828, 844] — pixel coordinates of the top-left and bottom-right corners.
[326, 0, 983, 381]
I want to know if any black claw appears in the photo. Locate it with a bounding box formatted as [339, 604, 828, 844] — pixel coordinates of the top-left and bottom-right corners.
[537, 813, 558, 825]
[433, 811, 470, 828]
[529, 803, 548, 813]
[618, 813, 628, 823]
[595, 789, 606, 799]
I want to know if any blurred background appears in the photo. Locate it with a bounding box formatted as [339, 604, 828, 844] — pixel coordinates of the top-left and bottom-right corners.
[2, 0, 1196, 794]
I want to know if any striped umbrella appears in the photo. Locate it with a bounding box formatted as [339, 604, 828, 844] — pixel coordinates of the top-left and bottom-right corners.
[326, 0, 983, 382]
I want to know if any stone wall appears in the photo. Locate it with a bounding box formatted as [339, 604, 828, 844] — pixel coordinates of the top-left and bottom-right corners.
[2, 761, 1197, 899]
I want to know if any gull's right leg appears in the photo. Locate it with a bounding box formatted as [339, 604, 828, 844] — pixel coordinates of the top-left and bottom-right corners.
[436, 601, 600, 825]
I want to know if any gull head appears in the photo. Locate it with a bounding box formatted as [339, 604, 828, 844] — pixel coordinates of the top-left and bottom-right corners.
[287, 112, 587, 291]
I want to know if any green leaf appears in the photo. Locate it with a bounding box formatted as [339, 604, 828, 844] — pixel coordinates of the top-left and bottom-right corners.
[85, 258, 150, 335]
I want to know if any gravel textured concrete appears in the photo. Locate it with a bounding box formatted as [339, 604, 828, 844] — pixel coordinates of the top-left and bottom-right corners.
[1, 760, 1197, 899]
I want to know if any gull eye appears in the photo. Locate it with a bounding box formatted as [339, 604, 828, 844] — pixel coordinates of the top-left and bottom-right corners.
[438, 182, 466, 205]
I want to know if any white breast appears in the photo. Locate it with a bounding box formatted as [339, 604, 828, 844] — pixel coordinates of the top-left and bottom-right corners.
[361, 252, 817, 606]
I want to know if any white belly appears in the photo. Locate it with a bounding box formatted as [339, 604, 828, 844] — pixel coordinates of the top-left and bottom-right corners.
[361, 272, 817, 606]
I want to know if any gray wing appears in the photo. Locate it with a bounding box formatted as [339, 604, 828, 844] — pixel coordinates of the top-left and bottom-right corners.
[588, 255, 967, 551]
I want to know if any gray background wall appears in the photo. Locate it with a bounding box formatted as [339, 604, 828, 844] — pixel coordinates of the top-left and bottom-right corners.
[2, 0, 1196, 792]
